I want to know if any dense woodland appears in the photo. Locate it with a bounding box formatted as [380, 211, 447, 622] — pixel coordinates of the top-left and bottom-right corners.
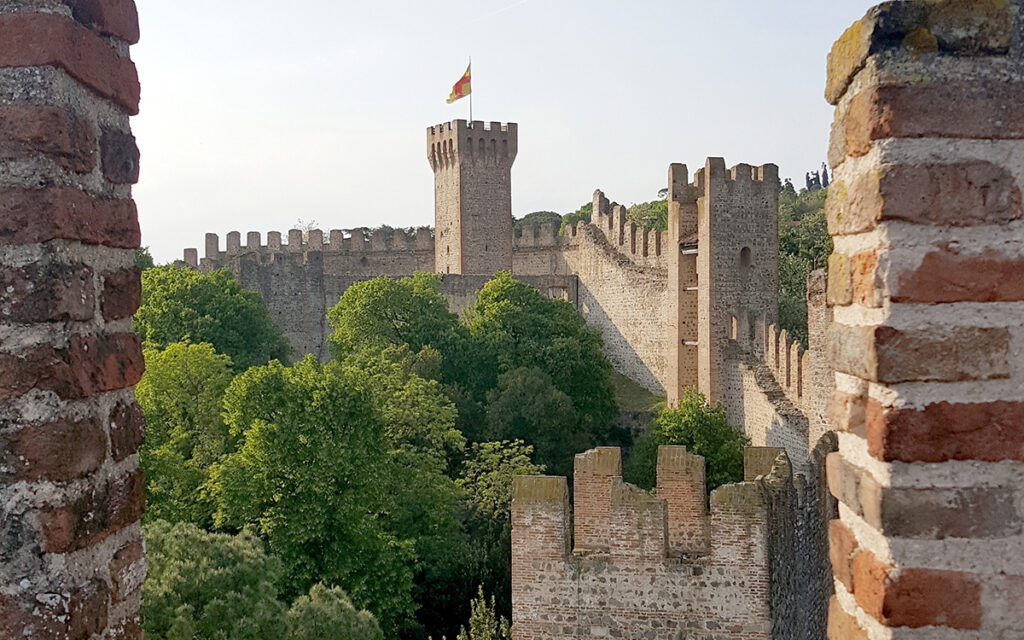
[134, 177, 825, 640]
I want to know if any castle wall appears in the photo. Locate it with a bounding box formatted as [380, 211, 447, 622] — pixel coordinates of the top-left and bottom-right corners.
[0, 3, 147, 638]
[511, 446, 796, 640]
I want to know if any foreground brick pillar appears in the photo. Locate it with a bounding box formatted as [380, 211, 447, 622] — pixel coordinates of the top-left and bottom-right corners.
[824, 2, 1024, 637]
[0, 1, 144, 638]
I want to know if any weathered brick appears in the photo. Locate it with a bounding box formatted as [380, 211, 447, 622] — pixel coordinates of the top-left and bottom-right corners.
[826, 596, 869, 640]
[884, 568, 982, 629]
[829, 520, 857, 593]
[827, 389, 866, 436]
[826, 253, 852, 306]
[108, 399, 144, 461]
[0, 261, 95, 323]
[895, 246, 1024, 303]
[849, 251, 880, 307]
[69, 332, 145, 395]
[882, 486, 1021, 539]
[106, 616, 144, 640]
[0, 104, 97, 173]
[100, 267, 140, 321]
[37, 469, 144, 553]
[65, 0, 140, 44]
[867, 398, 1024, 463]
[830, 324, 1010, 383]
[852, 547, 890, 621]
[109, 537, 143, 602]
[0, 13, 140, 114]
[2, 417, 106, 482]
[0, 186, 139, 248]
[0, 344, 77, 401]
[0, 579, 109, 640]
[99, 126, 139, 184]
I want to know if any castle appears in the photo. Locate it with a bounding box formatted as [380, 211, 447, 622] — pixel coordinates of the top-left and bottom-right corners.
[184, 119, 838, 637]
[4, 1, 1023, 639]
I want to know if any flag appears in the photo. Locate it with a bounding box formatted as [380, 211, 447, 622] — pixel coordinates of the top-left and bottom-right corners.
[446, 63, 471, 104]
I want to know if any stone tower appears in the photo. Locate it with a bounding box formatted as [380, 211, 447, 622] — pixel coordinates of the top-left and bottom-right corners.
[427, 119, 517, 275]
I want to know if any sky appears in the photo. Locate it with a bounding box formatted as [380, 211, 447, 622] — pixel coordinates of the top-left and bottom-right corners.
[132, 0, 878, 263]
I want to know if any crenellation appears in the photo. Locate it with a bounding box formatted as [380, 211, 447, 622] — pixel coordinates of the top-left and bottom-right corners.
[226, 230, 241, 254]
[205, 232, 218, 258]
[183, 247, 198, 267]
[308, 229, 323, 251]
[246, 231, 261, 250]
[268, 231, 282, 251]
[657, 446, 709, 557]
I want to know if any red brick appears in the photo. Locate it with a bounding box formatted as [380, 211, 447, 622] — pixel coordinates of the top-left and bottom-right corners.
[0, 579, 109, 640]
[895, 246, 1024, 303]
[867, 398, 1024, 463]
[69, 332, 145, 395]
[65, 0, 140, 44]
[884, 568, 982, 629]
[0, 13, 139, 114]
[99, 126, 140, 184]
[829, 519, 858, 593]
[845, 83, 1024, 146]
[100, 267, 140, 321]
[109, 537, 143, 602]
[0, 261, 95, 323]
[0, 345, 78, 401]
[3, 417, 106, 481]
[849, 251, 880, 307]
[38, 469, 144, 553]
[830, 324, 1010, 383]
[0, 186, 139, 248]
[880, 162, 1022, 227]
[826, 596, 869, 640]
[852, 547, 891, 622]
[108, 399, 144, 461]
[827, 389, 866, 436]
[0, 104, 97, 173]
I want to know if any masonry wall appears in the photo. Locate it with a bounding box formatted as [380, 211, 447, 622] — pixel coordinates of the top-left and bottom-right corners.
[823, 2, 1024, 637]
[0, 2, 146, 638]
[511, 446, 798, 640]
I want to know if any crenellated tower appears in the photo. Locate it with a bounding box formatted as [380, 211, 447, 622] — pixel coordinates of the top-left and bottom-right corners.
[427, 119, 517, 275]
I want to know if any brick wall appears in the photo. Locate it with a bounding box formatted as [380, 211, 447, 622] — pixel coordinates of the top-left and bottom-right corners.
[511, 446, 796, 640]
[0, 1, 145, 638]
[824, 2, 1024, 637]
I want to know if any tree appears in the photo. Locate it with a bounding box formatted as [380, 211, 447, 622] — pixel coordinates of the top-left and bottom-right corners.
[559, 201, 592, 235]
[464, 272, 616, 474]
[777, 184, 831, 345]
[454, 588, 511, 640]
[210, 356, 417, 635]
[456, 441, 544, 620]
[135, 246, 154, 271]
[513, 211, 561, 233]
[135, 266, 289, 372]
[624, 388, 749, 493]
[142, 519, 288, 640]
[285, 584, 384, 640]
[625, 199, 668, 231]
[135, 341, 235, 527]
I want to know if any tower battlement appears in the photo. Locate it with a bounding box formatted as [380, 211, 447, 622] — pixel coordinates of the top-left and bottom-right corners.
[427, 120, 518, 171]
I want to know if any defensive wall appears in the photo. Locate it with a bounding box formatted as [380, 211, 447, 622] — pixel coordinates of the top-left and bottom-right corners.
[511, 446, 799, 640]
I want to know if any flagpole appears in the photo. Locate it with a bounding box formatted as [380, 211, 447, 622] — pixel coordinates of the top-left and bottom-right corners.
[468, 57, 473, 122]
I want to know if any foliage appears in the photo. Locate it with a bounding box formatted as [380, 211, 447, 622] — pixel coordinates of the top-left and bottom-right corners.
[513, 211, 561, 233]
[453, 588, 511, 640]
[135, 266, 289, 372]
[624, 388, 749, 493]
[285, 584, 384, 640]
[456, 441, 544, 620]
[463, 272, 616, 475]
[135, 341, 235, 527]
[135, 246, 155, 271]
[777, 183, 831, 345]
[142, 519, 288, 640]
[559, 201, 592, 234]
[210, 356, 417, 634]
[625, 199, 668, 231]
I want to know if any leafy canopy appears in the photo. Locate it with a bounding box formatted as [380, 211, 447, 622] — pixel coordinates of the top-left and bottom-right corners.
[135, 266, 288, 372]
[777, 183, 831, 345]
[625, 388, 749, 493]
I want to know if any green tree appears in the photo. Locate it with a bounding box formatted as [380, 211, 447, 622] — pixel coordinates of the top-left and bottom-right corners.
[456, 441, 544, 620]
[513, 211, 561, 233]
[285, 584, 384, 640]
[135, 341, 235, 526]
[559, 201, 592, 234]
[135, 266, 289, 372]
[464, 272, 616, 474]
[454, 588, 511, 640]
[777, 184, 831, 345]
[625, 199, 668, 231]
[142, 519, 287, 640]
[135, 246, 155, 271]
[625, 388, 749, 493]
[210, 356, 416, 634]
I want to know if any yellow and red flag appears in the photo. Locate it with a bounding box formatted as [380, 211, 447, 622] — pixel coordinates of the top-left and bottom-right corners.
[446, 63, 471, 104]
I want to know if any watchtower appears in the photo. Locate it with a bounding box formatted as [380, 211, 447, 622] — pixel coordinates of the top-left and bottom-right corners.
[427, 120, 517, 275]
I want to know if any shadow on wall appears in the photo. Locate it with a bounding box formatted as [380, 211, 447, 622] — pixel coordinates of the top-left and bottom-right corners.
[576, 281, 663, 396]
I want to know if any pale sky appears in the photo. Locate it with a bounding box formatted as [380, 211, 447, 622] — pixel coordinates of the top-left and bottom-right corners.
[132, 0, 877, 263]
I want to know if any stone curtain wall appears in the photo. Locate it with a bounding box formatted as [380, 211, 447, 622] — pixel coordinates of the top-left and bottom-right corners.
[511, 446, 797, 640]
[824, 2, 1024, 638]
[0, 1, 146, 639]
